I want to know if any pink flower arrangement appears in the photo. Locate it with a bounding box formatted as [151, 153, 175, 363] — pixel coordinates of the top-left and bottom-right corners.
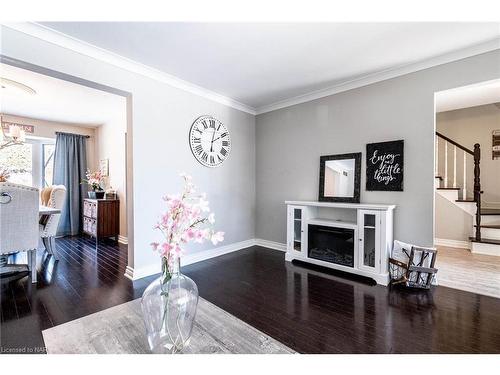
[151, 173, 224, 264]
[82, 169, 104, 191]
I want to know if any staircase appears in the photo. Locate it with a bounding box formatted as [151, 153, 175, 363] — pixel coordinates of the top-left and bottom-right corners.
[435, 132, 500, 256]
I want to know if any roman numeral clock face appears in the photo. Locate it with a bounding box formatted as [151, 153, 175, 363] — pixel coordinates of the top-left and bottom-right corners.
[189, 116, 231, 168]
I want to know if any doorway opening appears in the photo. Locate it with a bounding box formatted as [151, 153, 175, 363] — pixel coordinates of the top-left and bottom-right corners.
[1, 58, 134, 282]
[433, 79, 500, 298]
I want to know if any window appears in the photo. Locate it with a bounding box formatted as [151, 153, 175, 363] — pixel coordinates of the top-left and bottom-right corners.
[0, 142, 33, 186]
[0, 138, 55, 188]
[43, 143, 55, 187]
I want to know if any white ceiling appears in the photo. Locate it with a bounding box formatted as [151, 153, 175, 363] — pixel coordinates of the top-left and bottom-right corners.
[436, 79, 500, 112]
[0, 62, 126, 126]
[39, 22, 500, 111]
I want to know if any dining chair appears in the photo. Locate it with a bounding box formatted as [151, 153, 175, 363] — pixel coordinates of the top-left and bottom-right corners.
[0, 182, 39, 283]
[39, 185, 67, 260]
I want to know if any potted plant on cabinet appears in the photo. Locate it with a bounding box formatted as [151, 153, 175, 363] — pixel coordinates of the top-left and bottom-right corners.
[82, 169, 105, 199]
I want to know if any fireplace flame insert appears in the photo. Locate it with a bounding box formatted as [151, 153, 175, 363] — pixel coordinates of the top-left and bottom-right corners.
[308, 224, 355, 268]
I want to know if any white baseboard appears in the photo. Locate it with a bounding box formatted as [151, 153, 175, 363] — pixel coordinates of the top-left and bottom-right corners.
[124, 265, 134, 280]
[254, 238, 286, 252]
[126, 239, 257, 281]
[434, 238, 471, 250]
[118, 235, 128, 245]
[123, 238, 288, 281]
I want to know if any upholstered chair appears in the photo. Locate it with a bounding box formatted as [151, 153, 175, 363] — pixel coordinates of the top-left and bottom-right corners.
[0, 182, 39, 283]
[39, 185, 67, 260]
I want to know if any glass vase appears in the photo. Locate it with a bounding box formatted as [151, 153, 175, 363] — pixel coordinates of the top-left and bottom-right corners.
[141, 256, 199, 353]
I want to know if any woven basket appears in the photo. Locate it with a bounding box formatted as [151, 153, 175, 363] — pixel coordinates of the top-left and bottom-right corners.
[389, 246, 438, 289]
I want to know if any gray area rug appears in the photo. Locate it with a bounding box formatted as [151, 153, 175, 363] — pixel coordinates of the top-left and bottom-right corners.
[42, 297, 295, 354]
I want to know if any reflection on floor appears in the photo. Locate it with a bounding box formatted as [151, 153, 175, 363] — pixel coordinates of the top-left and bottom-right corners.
[0, 236, 154, 353]
[2, 240, 500, 353]
[436, 246, 500, 299]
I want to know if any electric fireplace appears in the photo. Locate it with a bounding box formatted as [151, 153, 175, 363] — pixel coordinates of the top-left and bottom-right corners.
[308, 224, 355, 267]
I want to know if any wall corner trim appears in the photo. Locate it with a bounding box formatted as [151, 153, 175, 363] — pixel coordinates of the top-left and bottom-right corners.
[2, 22, 256, 116]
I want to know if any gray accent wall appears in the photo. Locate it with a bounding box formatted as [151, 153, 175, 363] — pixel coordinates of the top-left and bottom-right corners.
[256, 50, 500, 246]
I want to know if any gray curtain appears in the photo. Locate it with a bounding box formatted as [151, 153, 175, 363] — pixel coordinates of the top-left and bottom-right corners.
[53, 132, 88, 236]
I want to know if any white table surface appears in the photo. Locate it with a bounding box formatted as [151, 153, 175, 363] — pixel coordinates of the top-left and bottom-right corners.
[39, 206, 61, 215]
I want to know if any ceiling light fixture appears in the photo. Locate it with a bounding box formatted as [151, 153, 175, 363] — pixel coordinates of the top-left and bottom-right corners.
[0, 77, 37, 95]
[0, 116, 26, 150]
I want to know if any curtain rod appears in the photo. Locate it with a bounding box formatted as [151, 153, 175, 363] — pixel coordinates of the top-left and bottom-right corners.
[55, 131, 91, 138]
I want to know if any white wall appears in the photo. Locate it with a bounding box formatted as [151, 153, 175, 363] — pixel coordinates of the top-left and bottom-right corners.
[94, 109, 128, 239]
[435, 193, 473, 242]
[0, 26, 256, 278]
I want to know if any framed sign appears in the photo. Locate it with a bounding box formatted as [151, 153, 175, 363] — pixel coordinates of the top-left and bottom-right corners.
[1, 122, 34, 134]
[99, 159, 109, 176]
[493, 130, 500, 160]
[366, 140, 404, 191]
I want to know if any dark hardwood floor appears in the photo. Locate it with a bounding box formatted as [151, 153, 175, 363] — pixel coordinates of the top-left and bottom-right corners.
[1, 238, 500, 353]
[0, 236, 156, 353]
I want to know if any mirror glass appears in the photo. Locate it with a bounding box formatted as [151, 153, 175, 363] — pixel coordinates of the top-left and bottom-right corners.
[319, 152, 361, 203]
[323, 159, 355, 197]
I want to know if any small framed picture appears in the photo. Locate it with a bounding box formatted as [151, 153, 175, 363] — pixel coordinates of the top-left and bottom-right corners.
[99, 159, 109, 177]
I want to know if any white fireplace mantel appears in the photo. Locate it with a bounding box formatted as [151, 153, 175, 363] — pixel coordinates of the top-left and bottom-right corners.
[285, 201, 396, 285]
[285, 200, 396, 211]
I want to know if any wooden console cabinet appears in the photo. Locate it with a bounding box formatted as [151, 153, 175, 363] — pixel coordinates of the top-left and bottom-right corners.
[83, 199, 119, 242]
[285, 201, 395, 285]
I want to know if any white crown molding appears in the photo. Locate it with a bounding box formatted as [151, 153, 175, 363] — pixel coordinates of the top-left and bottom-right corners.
[4, 22, 499, 117]
[256, 37, 500, 115]
[1, 22, 257, 115]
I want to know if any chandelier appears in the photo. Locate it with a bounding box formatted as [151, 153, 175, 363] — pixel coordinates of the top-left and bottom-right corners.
[0, 124, 26, 150]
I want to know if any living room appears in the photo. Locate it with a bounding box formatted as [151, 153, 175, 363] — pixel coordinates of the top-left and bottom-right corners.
[1, 1, 500, 372]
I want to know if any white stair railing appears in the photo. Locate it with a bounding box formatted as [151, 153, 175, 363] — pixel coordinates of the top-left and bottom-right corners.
[444, 141, 448, 187]
[463, 152, 467, 198]
[435, 132, 475, 200]
[453, 146, 457, 188]
[436, 132, 482, 241]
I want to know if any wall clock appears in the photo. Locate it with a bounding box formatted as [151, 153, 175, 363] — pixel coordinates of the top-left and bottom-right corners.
[189, 115, 231, 168]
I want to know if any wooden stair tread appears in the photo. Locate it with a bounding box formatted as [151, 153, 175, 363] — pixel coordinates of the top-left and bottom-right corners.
[436, 187, 460, 190]
[474, 224, 500, 229]
[481, 209, 500, 215]
[435, 176, 443, 180]
[455, 199, 475, 202]
[469, 237, 500, 245]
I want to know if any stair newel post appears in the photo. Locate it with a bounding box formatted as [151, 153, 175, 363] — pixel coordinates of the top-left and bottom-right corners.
[473, 143, 481, 242]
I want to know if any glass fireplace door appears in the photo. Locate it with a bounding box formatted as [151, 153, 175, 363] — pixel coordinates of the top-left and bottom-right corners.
[287, 205, 307, 256]
[358, 210, 381, 273]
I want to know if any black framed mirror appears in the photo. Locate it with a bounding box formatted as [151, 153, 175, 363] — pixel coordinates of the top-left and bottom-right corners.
[319, 152, 361, 203]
